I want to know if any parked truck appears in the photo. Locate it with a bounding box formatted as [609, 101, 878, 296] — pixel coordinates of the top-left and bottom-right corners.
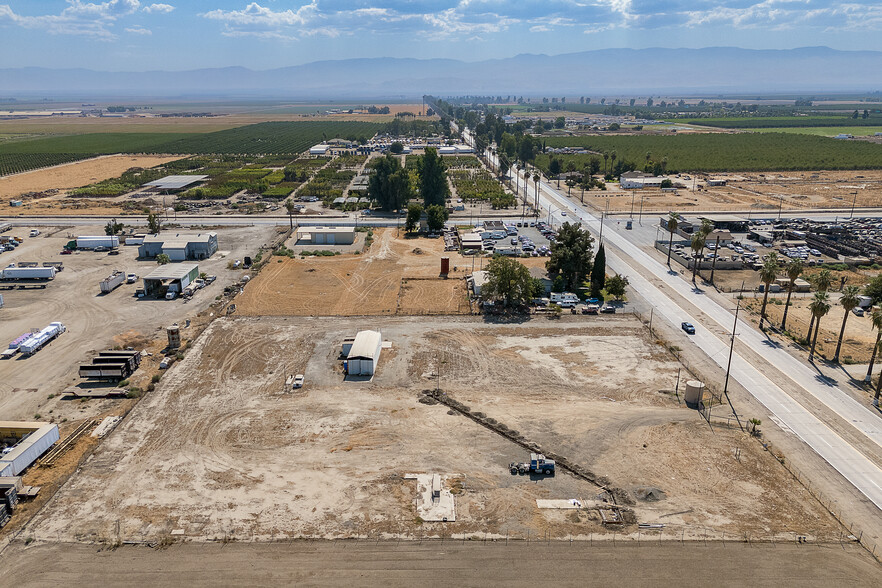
[19, 322, 65, 355]
[550, 292, 579, 308]
[1, 266, 56, 281]
[76, 235, 119, 250]
[99, 270, 125, 294]
[509, 453, 556, 476]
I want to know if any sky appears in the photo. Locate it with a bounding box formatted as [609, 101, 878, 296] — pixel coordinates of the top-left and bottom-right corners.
[2, 0, 882, 70]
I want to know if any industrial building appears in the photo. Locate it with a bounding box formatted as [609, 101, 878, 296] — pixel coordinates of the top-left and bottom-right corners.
[620, 171, 664, 189]
[0, 422, 59, 477]
[296, 226, 356, 245]
[142, 175, 208, 192]
[697, 214, 749, 232]
[310, 144, 330, 155]
[141, 263, 200, 297]
[138, 232, 218, 261]
[346, 330, 382, 376]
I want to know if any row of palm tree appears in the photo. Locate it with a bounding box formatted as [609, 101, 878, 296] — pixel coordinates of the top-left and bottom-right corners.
[690, 219, 714, 284]
[759, 258, 882, 404]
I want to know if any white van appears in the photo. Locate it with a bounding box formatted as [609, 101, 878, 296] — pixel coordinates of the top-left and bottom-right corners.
[29, 229, 40, 237]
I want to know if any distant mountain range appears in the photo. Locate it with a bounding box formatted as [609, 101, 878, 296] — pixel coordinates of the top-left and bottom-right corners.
[2, 47, 881, 98]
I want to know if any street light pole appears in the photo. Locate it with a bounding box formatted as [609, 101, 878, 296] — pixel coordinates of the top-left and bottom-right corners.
[850, 191, 858, 218]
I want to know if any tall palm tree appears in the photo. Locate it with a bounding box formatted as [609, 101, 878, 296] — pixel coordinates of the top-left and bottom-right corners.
[758, 252, 780, 330]
[690, 231, 706, 284]
[665, 212, 680, 267]
[866, 308, 882, 383]
[833, 285, 861, 363]
[602, 152, 609, 175]
[808, 291, 831, 362]
[806, 269, 834, 343]
[533, 173, 540, 212]
[610, 151, 618, 175]
[875, 338, 882, 407]
[515, 164, 522, 196]
[780, 259, 804, 331]
[695, 219, 713, 281]
[285, 198, 295, 230]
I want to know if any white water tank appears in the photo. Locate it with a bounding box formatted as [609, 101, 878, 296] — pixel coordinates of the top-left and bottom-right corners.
[684, 380, 705, 405]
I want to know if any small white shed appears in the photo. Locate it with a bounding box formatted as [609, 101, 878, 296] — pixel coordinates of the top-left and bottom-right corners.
[347, 330, 382, 376]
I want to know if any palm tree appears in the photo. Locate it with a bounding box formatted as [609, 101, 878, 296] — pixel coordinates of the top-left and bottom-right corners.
[780, 259, 803, 331]
[602, 152, 609, 175]
[661, 156, 668, 174]
[695, 219, 713, 281]
[533, 173, 540, 211]
[806, 269, 834, 343]
[875, 338, 882, 407]
[833, 285, 861, 363]
[758, 252, 780, 330]
[808, 291, 831, 362]
[690, 231, 706, 284]
[665, 212, 680, 267]
[866, 308, 882, 383]
[610, 151, 618, 175]
[285, 198, 296, 230]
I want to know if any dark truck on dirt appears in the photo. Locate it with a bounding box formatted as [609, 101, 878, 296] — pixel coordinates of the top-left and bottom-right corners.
[510, 453, 555, 475]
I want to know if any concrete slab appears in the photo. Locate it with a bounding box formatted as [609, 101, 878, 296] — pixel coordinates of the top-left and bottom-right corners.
[404, 473, 456, 522]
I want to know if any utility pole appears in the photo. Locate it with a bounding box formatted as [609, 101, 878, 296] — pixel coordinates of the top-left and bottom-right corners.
[709, 236, 721, 285]
[722, 299, 745, 432]
[630, 192, 635, 218]
[850, 191, 858, 218]
[638, 194, 644, 226]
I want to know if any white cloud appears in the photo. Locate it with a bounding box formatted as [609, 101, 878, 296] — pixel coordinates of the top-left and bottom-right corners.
[143, 3, 174, 13]
[125, 25, 152, 34]
[0, 0, 174, 39]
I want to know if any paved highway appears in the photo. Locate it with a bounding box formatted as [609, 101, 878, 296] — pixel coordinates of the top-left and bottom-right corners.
[493, 153, 882, 511]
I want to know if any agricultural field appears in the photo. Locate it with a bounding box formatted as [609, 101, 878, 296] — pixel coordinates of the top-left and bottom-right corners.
[448, 168, 514, 208]
[0, 121, 382, 177]
[538, 133, 882, 173]
[750, 126, 882, 137]
[683, 116, 882, 129]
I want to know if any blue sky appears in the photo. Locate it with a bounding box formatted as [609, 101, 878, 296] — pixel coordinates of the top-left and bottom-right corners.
[2, 1, 882, 70]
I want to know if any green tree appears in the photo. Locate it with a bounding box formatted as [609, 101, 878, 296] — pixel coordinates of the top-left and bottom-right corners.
[518, 136, 535, 164]
[405, 203, 423, 233]
[590, 242, 606, 297]
[554, 116, 566, 129]
[665, 212, 679, 267]
[690, 231, 707, 284]
[369, 155, 412, 211]
[833, 285, 861, 363]
[548, 157, 562, 182]
[608, 123, 620, 131]
[605, 274, 629, 300]
[500, 133, 517, 159]
[147, 212, 161, 234]
[389, 141, 404, 154]
[758, 252, 780, 330]
[482, 255, 533, 307]
[104, 218, 123, 236]
[156, 253, 170, 265]
[807, 269, 834, 342]
[864, 274, 882, 304]
[417, 147, 449, 207]
[285, 198, 296, 230]
[866, 308, 882, 384]
[808, 291, 831, 362]
[426, 204, 449, 231]
[780, 259, 804, 331]
[546, 222, 594, 292]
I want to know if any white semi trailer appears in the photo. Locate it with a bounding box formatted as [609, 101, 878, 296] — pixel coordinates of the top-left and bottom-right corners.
[99, 270, 125, 294]
[1, 267, 56, 281]
[19, 322, 65, 355]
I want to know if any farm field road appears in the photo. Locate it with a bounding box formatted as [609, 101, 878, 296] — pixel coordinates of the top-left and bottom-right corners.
[0, 541, 878, 587]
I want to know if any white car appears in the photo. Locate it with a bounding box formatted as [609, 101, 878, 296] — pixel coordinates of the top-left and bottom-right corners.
[126, 273, 138, 283]
[293, 374, 304, 389]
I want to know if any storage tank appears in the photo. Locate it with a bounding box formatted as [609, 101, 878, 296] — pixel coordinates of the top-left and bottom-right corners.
[167, 325, 181, 349]
[684, 380, 706, 406]
[440, 257, 450, 275]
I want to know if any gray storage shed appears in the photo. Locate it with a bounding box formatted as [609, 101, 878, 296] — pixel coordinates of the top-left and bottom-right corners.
[346, 330, 382, 376]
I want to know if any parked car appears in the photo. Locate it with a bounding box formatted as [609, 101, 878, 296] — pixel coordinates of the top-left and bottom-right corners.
[205, 275, 217, 284]
[600, 305, 616, 314]
[293, 374, 304, 389]
[126, 273, 138, 283]
[681, 322, 696, 334]
[60, 248, 73, 254]
[165, 291, 177, 300]
[853, 308, 865, 317]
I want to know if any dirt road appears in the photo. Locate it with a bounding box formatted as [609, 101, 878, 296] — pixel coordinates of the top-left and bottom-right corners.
[0, 541, 877, 587]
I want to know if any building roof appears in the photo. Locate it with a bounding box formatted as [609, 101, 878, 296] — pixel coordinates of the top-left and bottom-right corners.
[143, 263, 199, 281]
[528, 267, 551, 281]
[707, 229, 733, 240]
[348, 330, 381, 360]
[471, 270, 490, 288]
[143, 175, 208, 190]
[299, 226, 355, 235]
[142, 232, 216, 247]
[698, 214, 747, 223]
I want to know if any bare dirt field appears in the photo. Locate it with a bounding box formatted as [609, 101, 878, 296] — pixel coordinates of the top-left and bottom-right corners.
[0, 155, 182, 200]
[237, 229, 474, 316]
[1, 541, 878, 588]
[572, 169, 882, 214]
[22, 316, 840, 544]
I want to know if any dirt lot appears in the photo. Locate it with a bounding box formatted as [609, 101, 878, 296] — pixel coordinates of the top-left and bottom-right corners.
[572, 169, 882, 214]
[0, 224, 276, 425]
[237, 229, 475, 316]
[0, 155, 182, 200]
[22, 316, 839, 544]
[1, 541, 879, 587]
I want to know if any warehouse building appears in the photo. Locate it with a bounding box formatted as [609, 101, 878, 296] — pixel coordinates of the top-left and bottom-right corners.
[296, 226, 356, 245]
[138, 232, 218, 261]
[141, 263, 200, 297]
[0, 421, 59, 477]
[346, 330, 382, 376]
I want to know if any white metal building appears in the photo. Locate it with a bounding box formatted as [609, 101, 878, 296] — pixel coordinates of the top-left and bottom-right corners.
[296, 226, 356, 245]
[310, 144, 330, 155]
[347, 330, 382, 376]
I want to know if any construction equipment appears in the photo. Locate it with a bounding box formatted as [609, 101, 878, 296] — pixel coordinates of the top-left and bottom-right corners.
[509, 453, 555, 476]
